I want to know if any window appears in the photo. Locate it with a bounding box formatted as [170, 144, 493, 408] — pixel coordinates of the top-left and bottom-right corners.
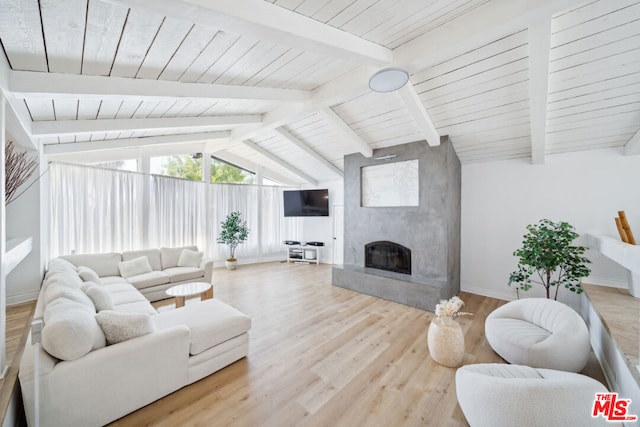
[150, 154, 255, 184]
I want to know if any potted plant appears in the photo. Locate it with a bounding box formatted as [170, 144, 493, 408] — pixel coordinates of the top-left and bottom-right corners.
[508, 219, 591, 300]
[217, 211, 249, 270]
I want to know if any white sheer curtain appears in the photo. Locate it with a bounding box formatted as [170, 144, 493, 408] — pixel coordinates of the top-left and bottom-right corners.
[49, 163, 143, 258]
[148, 174, 207, 252]
[49, 162, 296, 262]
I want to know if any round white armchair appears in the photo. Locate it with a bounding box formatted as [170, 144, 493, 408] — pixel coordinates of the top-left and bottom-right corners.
[485, 298, 590, 372]
[456, 363, 609, 427]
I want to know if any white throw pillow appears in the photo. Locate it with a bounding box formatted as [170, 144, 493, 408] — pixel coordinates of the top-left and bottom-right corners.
[81, 283, 115, 312]
[78, 266, 102, 284]
[118, 256, 153, 278]
[42, 298, 106, 361]
[95, 311, 156, 345]
[177, 249, 204, 268]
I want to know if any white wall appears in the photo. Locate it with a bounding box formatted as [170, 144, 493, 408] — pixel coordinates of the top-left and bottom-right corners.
[5, 141, 45, 305]
[300, 179, 344, 264]
[461, 148, 640, 303]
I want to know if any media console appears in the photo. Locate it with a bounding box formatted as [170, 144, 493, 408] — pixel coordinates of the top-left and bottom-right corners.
[286, 244, 321, 265]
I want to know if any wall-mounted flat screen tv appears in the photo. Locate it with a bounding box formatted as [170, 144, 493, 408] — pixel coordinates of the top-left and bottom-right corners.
[284, 189, 329, 217]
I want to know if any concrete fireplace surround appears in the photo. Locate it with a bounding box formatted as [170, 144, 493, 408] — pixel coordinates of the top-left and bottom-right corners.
[332, 137, 461, 311]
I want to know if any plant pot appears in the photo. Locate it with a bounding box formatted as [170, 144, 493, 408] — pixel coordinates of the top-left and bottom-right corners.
[427, 316, 465, 367]
[225, 260, 238, 270]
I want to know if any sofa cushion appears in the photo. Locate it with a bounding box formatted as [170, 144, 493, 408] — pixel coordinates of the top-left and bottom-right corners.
[100, 276, 129, 285]
[96, 311, 156, 345]
[44, 270, 83, 288]
[78, 266, 102, 284]
[163, 267, 205, 283]
[114, 301, 158, 315]
[118, 256, 153, 279]
[43, 282, 96, 312]
[160, 246, 198, 269]
[109, 288, 150, 306]
[122, 249, 162, 272]
[60, 253, 123, 277]
[154, 299, 251, 355]
[42, 298, 106, 360]
[82, 283, 115, 312]
[103, 282, 139, 293]
[126, 271, 170, 290]
[47, 258, 79, 274]
[177, 249, 204, 268]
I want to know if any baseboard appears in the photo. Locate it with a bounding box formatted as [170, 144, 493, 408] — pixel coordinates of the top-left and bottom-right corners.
[7, 290, 39, 306]
[583, 275, 627, 289]
[460, 284, 513, 302]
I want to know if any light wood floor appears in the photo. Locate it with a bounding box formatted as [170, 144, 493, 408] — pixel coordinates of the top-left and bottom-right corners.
[110, 262, 513, 427]
[0, 301, 35, 423]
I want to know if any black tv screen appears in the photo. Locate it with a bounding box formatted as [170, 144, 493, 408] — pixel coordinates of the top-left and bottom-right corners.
[284, 189, 329, 217]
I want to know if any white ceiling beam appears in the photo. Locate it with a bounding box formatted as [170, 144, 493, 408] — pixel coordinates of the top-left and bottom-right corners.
[273, 127, 343, 178]
[397, 82, 440, 147]
[224, 65, 378, 147]
[103, 0, 391, 66]
[32, 116, 261, 137]
[214, 150, 299, 187]
[0, 53, 36, 150]
[528, 17, 552, 165]
[242, 140, 318, 185]
[318, 107, 372, 158]
[10, 71, 311, 103]
[624, 128, 640, 156]
[43, 132, 229, 155]
[393, 0, 588, 73]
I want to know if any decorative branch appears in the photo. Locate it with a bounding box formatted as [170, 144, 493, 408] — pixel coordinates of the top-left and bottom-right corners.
[5, 140, 38, 204]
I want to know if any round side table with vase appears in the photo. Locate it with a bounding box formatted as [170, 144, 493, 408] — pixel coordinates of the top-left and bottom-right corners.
[427, 296, 471, 368]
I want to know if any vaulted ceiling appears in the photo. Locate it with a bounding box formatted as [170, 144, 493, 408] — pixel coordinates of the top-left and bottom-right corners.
[0, 0, 639, 185]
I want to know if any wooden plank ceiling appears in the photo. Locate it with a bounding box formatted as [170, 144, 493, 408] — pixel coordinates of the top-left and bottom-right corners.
[0, 0, 639, 185]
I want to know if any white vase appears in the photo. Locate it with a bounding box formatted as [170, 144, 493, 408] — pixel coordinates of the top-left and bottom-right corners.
[225, 260, 238, 270]
[427, 316, 465, 367]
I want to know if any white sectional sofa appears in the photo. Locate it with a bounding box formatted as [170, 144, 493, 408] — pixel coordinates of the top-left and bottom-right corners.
[19, 247, 252, 427]
[60, 245, 213, 302]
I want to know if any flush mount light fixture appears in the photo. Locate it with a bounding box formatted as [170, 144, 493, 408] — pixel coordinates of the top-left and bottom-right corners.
[368, 68, 409, 93]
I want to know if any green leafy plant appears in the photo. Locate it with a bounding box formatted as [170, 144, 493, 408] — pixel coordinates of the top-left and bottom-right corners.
[217, 211, 249, 262]
[508, 219, 591, 300]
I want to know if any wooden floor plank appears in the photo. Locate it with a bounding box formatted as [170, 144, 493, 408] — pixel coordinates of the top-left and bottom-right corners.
[95, 261, 604, 426]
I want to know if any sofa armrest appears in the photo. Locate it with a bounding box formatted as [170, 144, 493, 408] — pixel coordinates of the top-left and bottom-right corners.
[200, 258, 213, 284]
[23, 326, 190, 427]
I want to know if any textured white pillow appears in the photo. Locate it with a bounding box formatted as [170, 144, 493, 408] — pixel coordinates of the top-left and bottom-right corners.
[78, 266, 102, 284]
[118, 256, 153, 278]
[177, 249, 204, 268]
[81, 283, 115, 312]
[42, 298, 106, 360]
[95, 311, 156, 345]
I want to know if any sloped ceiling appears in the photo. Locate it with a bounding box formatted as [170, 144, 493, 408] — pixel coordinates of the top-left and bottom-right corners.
[0, 0, 639, 185]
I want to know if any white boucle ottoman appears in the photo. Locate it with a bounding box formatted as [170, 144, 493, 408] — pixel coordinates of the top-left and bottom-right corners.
[485, 298, 590, 372]
[456, 363, 609, 427]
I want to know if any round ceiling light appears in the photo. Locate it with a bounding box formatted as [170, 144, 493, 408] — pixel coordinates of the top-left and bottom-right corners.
[368, 68, 410, 93]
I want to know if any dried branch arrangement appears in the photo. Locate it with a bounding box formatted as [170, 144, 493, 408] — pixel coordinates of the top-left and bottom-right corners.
[5, 139, 38, 204]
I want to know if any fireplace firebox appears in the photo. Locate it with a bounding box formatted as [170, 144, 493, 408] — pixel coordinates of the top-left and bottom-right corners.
[365, 241, 411, 275]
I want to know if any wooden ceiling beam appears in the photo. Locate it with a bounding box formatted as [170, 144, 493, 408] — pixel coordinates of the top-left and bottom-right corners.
[528, 17, 552, 165]
[10, 71, 311, 103]
[624, 129, 640, 156]
[32, 116, 261, 137]
[397, 82, 440, 147]
[273, 127, 343, 178]
[102, 0, 392, 66]
[43, 132, 229, 155]
[318, 107, 372, 158]
[242, 140, 318, 185]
